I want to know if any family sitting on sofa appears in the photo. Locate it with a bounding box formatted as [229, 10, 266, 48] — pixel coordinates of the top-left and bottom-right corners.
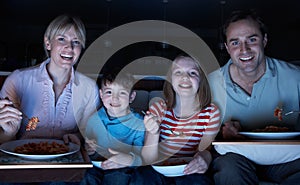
[0, 9, 300, 185]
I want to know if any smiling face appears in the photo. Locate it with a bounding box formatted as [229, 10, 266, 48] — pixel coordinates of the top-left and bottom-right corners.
[171, 57, 200, 98]
[100, 82, 136, 117]
[225, 18, 267, 74]
[45, 26, 82, 70]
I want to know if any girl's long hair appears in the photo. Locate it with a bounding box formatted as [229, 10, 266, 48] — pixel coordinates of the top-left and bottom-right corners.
[163, 55, 211, 110]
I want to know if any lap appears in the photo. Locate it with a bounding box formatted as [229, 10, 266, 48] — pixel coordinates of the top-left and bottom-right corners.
[213, 152, 300, 184]
[81, 167, 134, 185]
[130, 165, 212, 185]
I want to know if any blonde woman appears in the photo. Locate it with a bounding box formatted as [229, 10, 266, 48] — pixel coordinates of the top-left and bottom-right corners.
[0, 14, 100, 144]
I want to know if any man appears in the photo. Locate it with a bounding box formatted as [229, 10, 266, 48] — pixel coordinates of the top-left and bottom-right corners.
[208, 9, 300, 185]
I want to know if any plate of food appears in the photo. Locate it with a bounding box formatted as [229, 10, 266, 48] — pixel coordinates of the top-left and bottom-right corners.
[0, 139, 80, 160]
[151, 157, 192, 177]
[239, 125, 300, 139]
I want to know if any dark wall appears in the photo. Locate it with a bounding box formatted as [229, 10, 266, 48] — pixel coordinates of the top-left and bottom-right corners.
[1, 0, 300, 72]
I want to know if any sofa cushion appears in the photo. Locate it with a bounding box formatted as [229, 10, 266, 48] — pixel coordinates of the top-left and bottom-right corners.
[130, 90, 149, 113]
[131, 90, 164, 113]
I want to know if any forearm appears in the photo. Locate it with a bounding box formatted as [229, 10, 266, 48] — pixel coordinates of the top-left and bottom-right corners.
[196, 149, 212, 166]
[141, 132, 160, 164]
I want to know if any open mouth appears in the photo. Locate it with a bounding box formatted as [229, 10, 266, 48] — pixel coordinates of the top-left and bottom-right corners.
[239, 56, 254, 62]
[178, 83, 192, 89]
[110, 103, 121, 107]
[60, 53, 73, 61]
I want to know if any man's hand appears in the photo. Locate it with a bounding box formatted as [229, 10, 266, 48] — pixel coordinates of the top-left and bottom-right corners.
[222, 120, 244, 139]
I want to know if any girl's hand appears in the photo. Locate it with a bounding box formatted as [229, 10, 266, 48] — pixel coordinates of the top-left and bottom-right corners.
[184, 151, 211, 175]
[148, 97, 166, 121]
[101, 148, 133, 170]
[0, 99, 22, 134]
[144, 111, 160, 134]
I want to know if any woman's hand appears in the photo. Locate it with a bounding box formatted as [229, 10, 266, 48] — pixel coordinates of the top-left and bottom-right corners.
[0, 99, 22, 134]
[63, 134, 81, 145]
[101, 148, 133, 170]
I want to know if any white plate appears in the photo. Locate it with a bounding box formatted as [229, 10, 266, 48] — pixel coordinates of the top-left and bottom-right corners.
[151, 157, 192, 177]
[0, 139, 80, 160]
[91, 161, 103, 168]
[238, 132, 300, 139]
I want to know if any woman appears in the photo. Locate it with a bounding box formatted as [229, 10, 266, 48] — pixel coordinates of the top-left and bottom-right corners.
[0, 14, 100, 144]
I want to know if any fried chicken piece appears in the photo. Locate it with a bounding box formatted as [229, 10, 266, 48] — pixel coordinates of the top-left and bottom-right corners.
[252, 125, 290, 132]
[25, 117, 40, 131]
[274, 107, 283, 121]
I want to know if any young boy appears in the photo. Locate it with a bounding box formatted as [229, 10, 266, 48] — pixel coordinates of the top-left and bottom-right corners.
[81, 72, 145, 185]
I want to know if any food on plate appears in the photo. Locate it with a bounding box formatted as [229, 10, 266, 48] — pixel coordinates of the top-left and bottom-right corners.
[14, 141, 69, 155]
[155, 158, 190, 166]
[26, 117, 40, 131]
[274, 106, 283, 121]
[252, 125, 290, 132]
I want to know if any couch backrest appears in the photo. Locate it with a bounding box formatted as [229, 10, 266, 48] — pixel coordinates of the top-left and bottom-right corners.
[130, 90, 164, 113]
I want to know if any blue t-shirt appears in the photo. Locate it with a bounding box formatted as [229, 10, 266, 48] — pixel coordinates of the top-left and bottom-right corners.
[85, 107, 145, 166]
[208, 57, 300, 131]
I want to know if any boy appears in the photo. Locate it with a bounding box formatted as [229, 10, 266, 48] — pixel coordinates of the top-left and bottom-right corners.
[82, 72, 145, 185]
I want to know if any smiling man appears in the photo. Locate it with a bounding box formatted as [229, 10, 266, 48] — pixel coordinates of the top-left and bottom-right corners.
[208, 9, 300, 185]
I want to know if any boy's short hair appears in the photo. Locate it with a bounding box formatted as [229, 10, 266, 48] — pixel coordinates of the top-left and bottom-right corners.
[100, 72, 135, 91]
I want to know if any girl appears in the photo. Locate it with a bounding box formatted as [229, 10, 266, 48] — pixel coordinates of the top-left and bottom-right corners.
[130, 55, 221, 185]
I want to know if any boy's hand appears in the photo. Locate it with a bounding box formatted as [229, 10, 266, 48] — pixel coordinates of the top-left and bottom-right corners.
[101, 148, 133, 169]
[84, 138, 97, 155]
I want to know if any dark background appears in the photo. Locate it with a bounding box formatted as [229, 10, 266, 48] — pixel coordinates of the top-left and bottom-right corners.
[0, 0, 300, 71]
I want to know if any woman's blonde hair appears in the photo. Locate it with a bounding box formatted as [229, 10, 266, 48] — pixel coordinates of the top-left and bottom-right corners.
[163, 55, 211, 109]
[43, 14, 86, 58]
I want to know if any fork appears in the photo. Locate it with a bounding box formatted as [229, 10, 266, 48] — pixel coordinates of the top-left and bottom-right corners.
[1, 97, 35, 121]
[9, 102, 32, 121]
[21, 112, 33, 121]
[284, 111, 300, 116]
[141, 111, 185, 137]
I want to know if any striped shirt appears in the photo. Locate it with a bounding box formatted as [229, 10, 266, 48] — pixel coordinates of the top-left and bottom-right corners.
[151, 103, 220, 157]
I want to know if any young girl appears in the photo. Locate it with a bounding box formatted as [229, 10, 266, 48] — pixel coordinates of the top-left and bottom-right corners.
[130, 55, 221, 185]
